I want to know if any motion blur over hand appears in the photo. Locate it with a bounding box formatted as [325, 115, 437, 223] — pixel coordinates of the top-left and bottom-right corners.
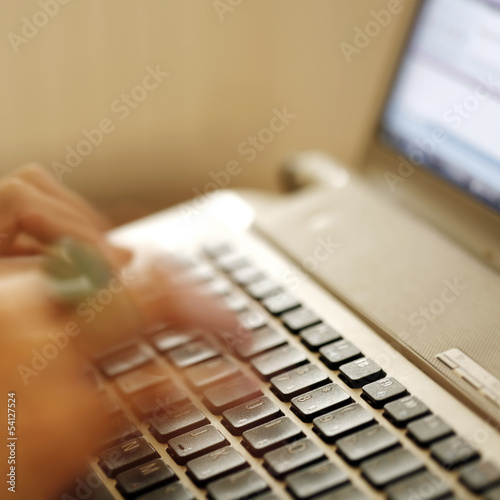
[0, 164, 244, 499]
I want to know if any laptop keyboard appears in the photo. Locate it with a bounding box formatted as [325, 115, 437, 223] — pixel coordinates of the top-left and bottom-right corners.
[76, 242, 500, 500]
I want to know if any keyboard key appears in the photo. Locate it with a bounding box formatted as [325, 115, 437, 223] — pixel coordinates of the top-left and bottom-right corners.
[131, 384, 188, 418]
[386, 470, 451, 500]
[95, 414, 141, 450]
[216, 253, 249, 272]
[281, 307, 321, 333]
[252, 493, 281, 500]
[231, 266, 265, 286]
[313, 403, 375, 443]
[184, 356, 240, 390]
[262, 291, 301, 315]
[137, 481, 195, 500]
[98, 344, 154, 377]
[339, 357, 385, 388]
[264, 438, 324, 478]
[238, 308, 268, 331]
[224, 292, 250, 312]
[99, 437, 159, 477]
[235, 326, 287, 360]
[207, 469, 269, 500]
[151, 330, 198, 353]
[460, 461, 500, 493]
[407, 415, 454, 447]
[167, 424, 228, 464]
[286, 460, 349, 499]
[168, 339, 220, 369]
[242, 416, 303, 456]
[336, 425, 399, 465]
[487, 486, 500, 500]
[57, 465, 115, 500]
[187, 446, 248, 486]
[384, 396, 430, 427]
[315, 485, 368, 500]
[362, 377, 408, 408]
[291, 383, 352, 422]
[319, 340, 362, 369]
[252, 345, 308, 380]
[300, 323, 342, 351]
[116, 459, 176, 497]
[361, 448, 425, 488]
[148, 403, 209, 442]
[204, 375, 262, 414]
[204, 276, 232, 296]
[430, 435, 479, 469]
[115, 364, 170, 396]
[222, 396, 282, 435]
[246, 279, 282, 300]
[271, 363, 330, 401]
[186, 262, 216, 282]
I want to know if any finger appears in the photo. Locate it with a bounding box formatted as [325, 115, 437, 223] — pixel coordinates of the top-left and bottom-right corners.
[16, 163, 111, 231]
[0, 178, 117, 261]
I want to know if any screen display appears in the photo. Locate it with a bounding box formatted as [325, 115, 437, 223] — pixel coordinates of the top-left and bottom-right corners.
[380, 0, 500, 212]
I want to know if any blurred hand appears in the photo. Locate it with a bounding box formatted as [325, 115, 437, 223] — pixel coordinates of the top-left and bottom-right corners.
[0, 164, 242, 499]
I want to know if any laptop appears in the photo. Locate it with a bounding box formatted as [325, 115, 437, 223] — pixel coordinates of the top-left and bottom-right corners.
[61, 0, 500, 498]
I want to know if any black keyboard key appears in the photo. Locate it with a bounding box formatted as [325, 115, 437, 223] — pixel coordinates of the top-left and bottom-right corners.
[168, 340, 220, 368]
[291, 383, 352, 422]
[238, 308, 268, 331]
[319, 340, 362, 369]
[137, 481, 195, 500]
[430, 435, 479, 469]
[362, 377, 408, 408]
[187, 446, 248, 486]
[300, 323, 342, 351]
[315, 485, 368, 500]
[151, 330, 198, 353]
[185, 356, 240, 390]
[242, 416, 303, 456]
[231, 266, 265, 286]
[235, 326, 287, 360]
[407, 415, 454, 447]
[95, 414, 141, 450]
[271, 363, 330, 401]
[251, 345, 308, 380]
[281, 307, 321, 333]
[148, 403, 209, 442]
[115, 364, 170, 396]
[57, 466, 115, 500]
[313, 403, 375, 442]
[262, 291, 301, 315]
[98, 344, 154, 377]
[253, 493, 281, 500]
[99, 437, 159, 477]
[246, 279, 282, 300]
[204, 375, 262, 414]
[131, 384, 188, 419]
[207, 469, 269, 500]
[339, 357, 385, 388]
[460, 461, 500, 493]
[487, 488, 500, 500]
[361, 448, 425, 488]
[286, 460, 349, 499]
[116, 459, 176, 498]
[384, 396, 430, 427]
[167, 424, 228, 464]
[264, 438, 324, 478]
[336, 425, 399, 465]
[222, 396, 282, 435]
[386, 470, 451, 500]
[216, 253, 249, 272]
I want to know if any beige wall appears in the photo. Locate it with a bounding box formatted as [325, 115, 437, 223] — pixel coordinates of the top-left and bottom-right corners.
[1, 0, 417, 207]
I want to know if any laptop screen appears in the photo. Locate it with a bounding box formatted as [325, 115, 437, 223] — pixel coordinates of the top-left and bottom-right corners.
[380, 0, 500, 213]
